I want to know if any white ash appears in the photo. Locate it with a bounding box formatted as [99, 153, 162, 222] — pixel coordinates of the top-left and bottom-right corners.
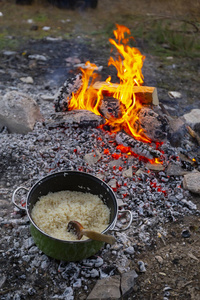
[1, 107, 200, 299]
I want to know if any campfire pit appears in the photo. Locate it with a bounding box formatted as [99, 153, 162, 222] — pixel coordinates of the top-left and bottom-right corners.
[54, 25, 169, 166]
[1, 21, 200, 300]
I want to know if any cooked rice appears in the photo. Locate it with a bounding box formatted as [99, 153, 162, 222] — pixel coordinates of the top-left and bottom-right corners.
[31, 190, 110, 241]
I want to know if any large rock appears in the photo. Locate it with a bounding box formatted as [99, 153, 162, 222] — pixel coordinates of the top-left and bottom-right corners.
[183, 172, 200, 194]
[0, 91, 43, 134]
[183, 109, 200, 125]
[87, 275, 121, 300]
[121, 270, 138, 297]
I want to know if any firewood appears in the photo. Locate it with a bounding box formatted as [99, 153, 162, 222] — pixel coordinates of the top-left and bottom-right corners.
[187, 125, 200, 146]
[92, 81, 159, 106]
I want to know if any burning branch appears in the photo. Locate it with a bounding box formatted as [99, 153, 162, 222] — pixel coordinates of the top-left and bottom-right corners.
[92, 81, 159, 106]
[54, 24, 163, 144]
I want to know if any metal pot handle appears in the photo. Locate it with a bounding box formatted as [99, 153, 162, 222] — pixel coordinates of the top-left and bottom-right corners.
[112, 209, 133, 232]
[12, 186, 29, 211]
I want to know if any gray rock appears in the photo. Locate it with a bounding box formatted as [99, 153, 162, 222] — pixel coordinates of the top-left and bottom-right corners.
[183, 109, 200, 125]
[138, 261, 147, 272]
[168, 91, 182, 99]
[122, 167, 133, 178]
[24, 237, 35, 249]
[3, 50, 17, 56]
[20, 76, 34, 84]
[155, 255, 164, 264]
[28, 54, 48, 61]
[121, 270, 138, 297]
[124, 246, 135, 255]
[0, 91, 43, 134]
[84, 150, 102, 165]
[166, 162, 189, 176]
[183, 172, 200, 194]
[87, 275, 121, 300]
[94, 257, 104, 267]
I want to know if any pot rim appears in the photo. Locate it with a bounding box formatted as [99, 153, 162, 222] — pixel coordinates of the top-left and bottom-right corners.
[18, 171, 118, 244]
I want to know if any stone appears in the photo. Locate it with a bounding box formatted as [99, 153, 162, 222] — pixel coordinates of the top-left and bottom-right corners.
[42, 26, 51, 31]
[183, 172, 200, 194]
[124, 246, 135, 255]
[121, 270, 138, 297]
[87, 275, 121, 300]
[84, 150, 101, 165]
[167, 116, 187, 147]
[183, 109, 200, 125]
[138, 261, 146, 272]
[122, 167, 133, 178]
[107, 178, 117, 189]
[146, 163, 165, 171]
[20, 76, 34, 84]
[0, 91, 43, 134]
[166, 162, 189, 176]
[168, 91, 182, 99]
[155, 255, 164, 264]
[3, 50, 16, 56]
[28, 54, 48, 61]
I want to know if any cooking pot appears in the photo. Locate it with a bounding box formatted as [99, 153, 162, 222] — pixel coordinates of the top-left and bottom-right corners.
[12, 171, 132, 261]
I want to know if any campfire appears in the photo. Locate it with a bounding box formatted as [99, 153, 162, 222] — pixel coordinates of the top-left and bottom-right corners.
[54, 24, 167, 165]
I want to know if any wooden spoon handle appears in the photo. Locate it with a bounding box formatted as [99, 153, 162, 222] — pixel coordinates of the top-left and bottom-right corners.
[82, 230, 116, 245]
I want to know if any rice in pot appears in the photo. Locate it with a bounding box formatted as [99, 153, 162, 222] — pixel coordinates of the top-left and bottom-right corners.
[31, 190, 110, 241]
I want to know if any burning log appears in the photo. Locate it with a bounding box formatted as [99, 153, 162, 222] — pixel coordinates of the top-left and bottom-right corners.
[53, 25, 163, 143]
[92, 81, 159, 106]
[54, 74, 82, 112]
[54, 76, 167, 143]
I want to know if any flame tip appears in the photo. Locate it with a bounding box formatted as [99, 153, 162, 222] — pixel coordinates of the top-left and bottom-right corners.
[68, 24, 154, 144]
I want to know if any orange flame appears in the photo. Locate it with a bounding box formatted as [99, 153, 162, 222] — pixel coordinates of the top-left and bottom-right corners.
[68, 24, 150, 143]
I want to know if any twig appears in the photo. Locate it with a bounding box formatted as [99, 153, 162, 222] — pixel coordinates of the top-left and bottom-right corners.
[186, 125, 200, 145]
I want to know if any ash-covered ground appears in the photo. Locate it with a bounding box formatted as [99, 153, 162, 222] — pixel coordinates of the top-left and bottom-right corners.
[0, 38, 200, 299]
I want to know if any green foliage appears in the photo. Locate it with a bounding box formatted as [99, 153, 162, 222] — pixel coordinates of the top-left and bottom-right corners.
[136, 18, 200, 58]
[91, 23, 115, 38]
[33, 13, 48, 23]
[0, 33, 21, 51]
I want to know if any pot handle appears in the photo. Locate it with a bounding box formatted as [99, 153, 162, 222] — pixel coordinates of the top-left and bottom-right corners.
[112, 210, 133, 232]
[12, 186, 29, 211]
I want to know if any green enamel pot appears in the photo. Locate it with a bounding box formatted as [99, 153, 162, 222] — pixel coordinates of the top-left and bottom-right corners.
[12, 171, 132, 261]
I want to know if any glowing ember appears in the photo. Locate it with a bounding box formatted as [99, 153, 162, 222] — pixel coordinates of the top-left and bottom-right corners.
[68, 24, 152, 143]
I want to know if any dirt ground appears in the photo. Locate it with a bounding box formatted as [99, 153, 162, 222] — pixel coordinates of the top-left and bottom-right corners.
[0, 1, 200, 299]
[133, 213, 200, 300]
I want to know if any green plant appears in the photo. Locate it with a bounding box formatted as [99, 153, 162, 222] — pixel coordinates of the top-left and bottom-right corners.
[140, 18, 200, 57]
[0, 33, 21, 50]
[33, 13, 48, 23]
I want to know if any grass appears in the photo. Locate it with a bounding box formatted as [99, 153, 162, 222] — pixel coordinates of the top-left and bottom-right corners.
[145, 19, 200, 57]
[0, 32, 22, 51]
[0, 0, 199, 57]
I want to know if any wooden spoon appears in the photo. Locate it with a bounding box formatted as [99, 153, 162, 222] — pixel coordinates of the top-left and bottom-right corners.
[67, 220, 116, 245]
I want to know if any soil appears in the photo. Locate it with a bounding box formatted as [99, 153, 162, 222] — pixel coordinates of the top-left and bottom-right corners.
[0, 1, 200, 299]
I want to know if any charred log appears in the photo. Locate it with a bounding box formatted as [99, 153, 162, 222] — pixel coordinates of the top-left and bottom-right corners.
[98, 96, 124, 120]
[54, 74, 82, 112]
[136, 107, 169, 142]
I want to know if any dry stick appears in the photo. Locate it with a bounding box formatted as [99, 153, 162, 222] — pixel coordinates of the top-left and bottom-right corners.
[186, 125, 200, 146]
[92, 81, 159, 106]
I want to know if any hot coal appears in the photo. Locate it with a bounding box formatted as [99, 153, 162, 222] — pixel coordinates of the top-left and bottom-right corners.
[54, 77, 169, 143]
[0, 39, 200, 300]
[1, 107, 199, 274]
